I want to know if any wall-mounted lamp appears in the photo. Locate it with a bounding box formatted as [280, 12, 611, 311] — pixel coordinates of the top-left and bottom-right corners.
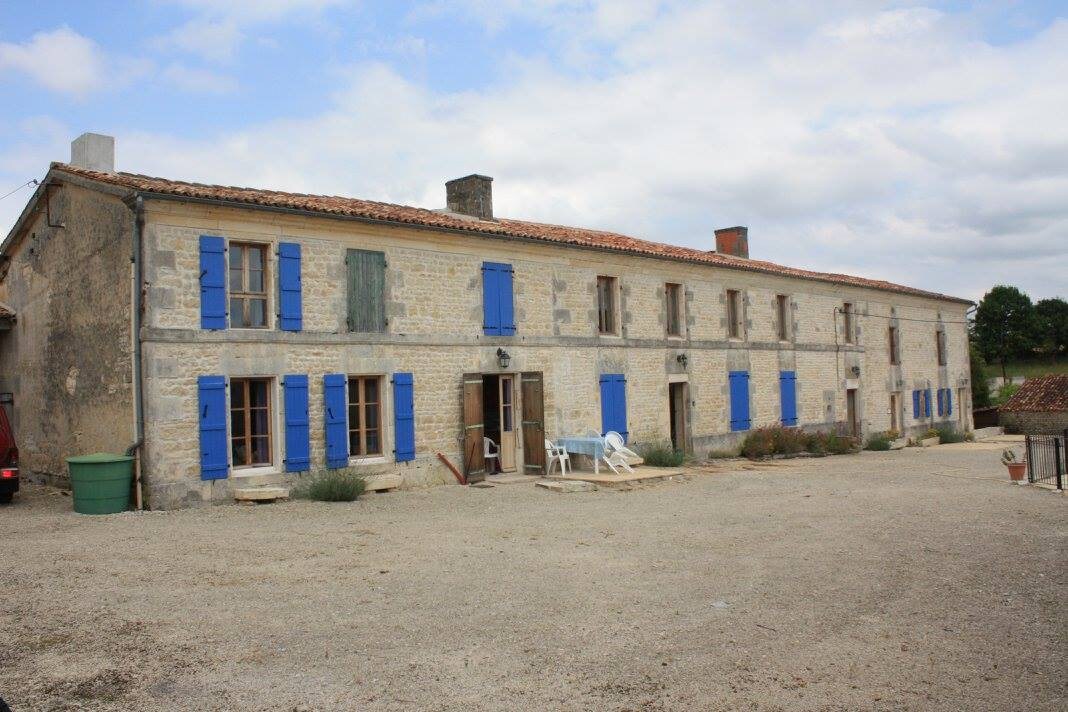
[676, 353, 688, 368]
[496, 348, 511, 369]
[850, 365, 861, 377]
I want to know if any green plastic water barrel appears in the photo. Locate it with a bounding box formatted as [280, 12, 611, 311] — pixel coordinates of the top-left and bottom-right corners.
[66, 453, 134, 515]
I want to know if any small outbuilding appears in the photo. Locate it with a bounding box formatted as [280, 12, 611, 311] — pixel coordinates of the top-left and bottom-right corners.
[999, 374, 1068, 435]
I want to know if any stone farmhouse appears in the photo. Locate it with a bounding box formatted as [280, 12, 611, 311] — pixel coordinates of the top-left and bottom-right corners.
[0, 134, 974, 509]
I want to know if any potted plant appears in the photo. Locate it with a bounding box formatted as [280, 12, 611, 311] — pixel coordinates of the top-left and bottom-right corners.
[1001, 449, 1027, 482]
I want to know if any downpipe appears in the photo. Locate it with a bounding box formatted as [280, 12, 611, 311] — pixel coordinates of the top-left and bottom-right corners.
[125, 193, 146, 509]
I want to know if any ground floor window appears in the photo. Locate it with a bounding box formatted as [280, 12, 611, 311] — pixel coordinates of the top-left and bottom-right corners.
[231, 377, 272, 468]
[348, 376, 383, 457]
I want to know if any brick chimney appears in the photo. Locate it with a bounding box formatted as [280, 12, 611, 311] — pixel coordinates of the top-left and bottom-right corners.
[714, 226, 748, 258]
[446, 174, 493, 220]
[71, 132, 115, 173]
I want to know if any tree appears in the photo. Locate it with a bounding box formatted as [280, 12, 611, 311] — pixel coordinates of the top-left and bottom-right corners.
[1035, 297, 1068, 358]
[973, 285, 1037, 379]
[969, 343, 992, 409]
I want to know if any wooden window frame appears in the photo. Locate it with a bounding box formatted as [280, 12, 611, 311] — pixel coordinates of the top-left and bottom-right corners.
[775, 294, 790, 341]
[842, 302, 855, 344]
[347, 375, 384, 458]
[726, 289, 742, 339]
[665, 283, 683, 337]
[596, 275, 619, 335]
[230, 377, 273, 469]
[936, 330, 947, 366]
[888, 325, 900, 365]
[229, 242, 269, 329]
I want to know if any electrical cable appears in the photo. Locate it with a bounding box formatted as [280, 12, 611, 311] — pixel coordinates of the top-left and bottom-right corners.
[0, 179, 38, 202]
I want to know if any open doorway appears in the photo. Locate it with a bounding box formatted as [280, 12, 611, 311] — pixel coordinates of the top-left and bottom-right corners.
[846, 388, 859, 437]
[669, 382, 689, 453]
[889, 392, 899, 433]
[482, 374, 517, 473]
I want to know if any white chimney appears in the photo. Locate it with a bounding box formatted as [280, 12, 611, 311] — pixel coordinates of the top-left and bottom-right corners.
[71, 133, 115, 173]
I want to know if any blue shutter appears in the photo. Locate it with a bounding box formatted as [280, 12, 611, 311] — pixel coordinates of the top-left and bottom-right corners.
[936, 388, 944, 417]
[946, 389, 953, 416]
[498, 264, 516, 336]
[278, 242, 303, 332]
[779, 370, 797, 426]
[482, 262, 501, 335]
[924, 388, 932, 418]
[283, 375, 310, 472]
[913, 390, 921, 419]
[599, 374, 629, 441]
[393, 372, 415, 462]
[199, 235, 226, 330]
[323, 373, 348, 469]
[197, 375, 228, 480]
[729, 371, 751, 432]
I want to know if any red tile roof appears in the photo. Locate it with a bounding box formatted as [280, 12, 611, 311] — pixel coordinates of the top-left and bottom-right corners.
[50, 163, 971, 304]
[0, 304, 12, 319]
[1000, 375, 1068, 413]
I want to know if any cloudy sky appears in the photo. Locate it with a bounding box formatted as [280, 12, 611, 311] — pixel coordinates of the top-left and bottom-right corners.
[1, 1, 1065, 301]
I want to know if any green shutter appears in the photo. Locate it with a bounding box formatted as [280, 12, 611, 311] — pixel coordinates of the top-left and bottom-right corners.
[346, 249, 386, 332]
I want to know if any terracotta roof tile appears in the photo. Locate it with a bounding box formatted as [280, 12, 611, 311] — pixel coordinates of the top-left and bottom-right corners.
[50, 163, 971, 304]
[1000, 374, 1068, 413]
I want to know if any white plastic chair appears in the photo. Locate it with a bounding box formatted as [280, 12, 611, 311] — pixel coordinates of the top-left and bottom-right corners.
[544, 439, 571, 475]
[602, 449, 634, 475]
[604, 431, 639, 460]
[483, 437, 500, 474]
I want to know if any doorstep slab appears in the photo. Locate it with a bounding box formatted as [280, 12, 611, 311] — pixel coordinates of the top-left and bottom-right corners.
[233, 486, 289, 502]
[973, 426, 1004, 440]
[363, 473, 402, 492]
[536, 479, 598, 493]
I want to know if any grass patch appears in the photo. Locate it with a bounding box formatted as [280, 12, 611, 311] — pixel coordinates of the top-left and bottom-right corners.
[865, 432, 892, 451]
[998, 359, 1068, 379]
[638, 440, 686, 467]
[706, 448, 738, 460]
[292, 470, 366, 502]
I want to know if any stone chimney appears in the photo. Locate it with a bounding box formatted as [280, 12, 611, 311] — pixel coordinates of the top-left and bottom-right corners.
[71, 132, 115, 173]
[446, 174, 493, 220]
[714, 226, 749, 258]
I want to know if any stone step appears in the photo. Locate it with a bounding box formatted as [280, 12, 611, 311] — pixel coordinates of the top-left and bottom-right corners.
[233, 486, 289, 504]
[363, 473, 402, 492]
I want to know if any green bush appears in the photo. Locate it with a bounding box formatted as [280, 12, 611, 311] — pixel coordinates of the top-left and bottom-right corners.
[740, 428, 777, 459]
[865, 432, 892, 451]
[292, 471, 366, 502]
[805, 431, 855, 455]
[994, 382, 1020, 406]
[638, 441, 686, 467]
[936, 426, 965, 444]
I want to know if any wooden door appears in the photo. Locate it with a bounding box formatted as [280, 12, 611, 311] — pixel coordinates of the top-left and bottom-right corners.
[957, 388, 965, 428]
[846, 388, 858, 437]
[521, 372, 545, 475]
[498, 375, 516, 472]
[890, 393, 899, 433]
[461, 373, 486, 483]
[669, 382, 689, 452]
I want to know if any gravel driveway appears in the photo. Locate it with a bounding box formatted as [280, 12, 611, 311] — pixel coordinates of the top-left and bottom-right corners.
[1, 442, 1064, 711]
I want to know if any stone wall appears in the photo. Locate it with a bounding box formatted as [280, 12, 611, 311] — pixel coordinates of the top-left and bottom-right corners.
[1000, 411, 1068, 435]
[134, 199, 973, 508]
[0, 182, 134, 485]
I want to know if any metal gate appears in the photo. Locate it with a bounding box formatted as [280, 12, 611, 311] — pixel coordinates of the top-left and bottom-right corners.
[1025, 431, 1066, 490]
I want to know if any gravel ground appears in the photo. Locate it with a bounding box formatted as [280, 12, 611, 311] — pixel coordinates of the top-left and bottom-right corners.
[1, 442, 1065, 712]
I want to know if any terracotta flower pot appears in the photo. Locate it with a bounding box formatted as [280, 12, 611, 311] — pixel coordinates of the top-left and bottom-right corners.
[1006, 462, 1027, 481]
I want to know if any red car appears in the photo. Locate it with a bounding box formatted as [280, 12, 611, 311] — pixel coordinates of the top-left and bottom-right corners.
[0, 406, 17, 504]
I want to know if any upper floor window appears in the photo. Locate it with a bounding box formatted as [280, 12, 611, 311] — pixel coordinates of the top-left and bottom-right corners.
[888, 325, 900, 365]
[597, 276, 619, 335]
[346, 249, 386, 333]
[229, 243, 268, 329]
[665, 283, 683, 337]
[936, 329, 947, 365]
[482, 262, 516, 336]
[775, 294, 790, 341]
[348, 375, 383, 457]
[231, 377, 272, 468]
[726, 289, 743, 339]
[842, 302, 855, 344]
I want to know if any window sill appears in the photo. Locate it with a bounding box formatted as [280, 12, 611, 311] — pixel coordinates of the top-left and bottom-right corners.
[232, 465, 280, 478]
[348, 456, 388, 467]
[598, 332, 623, 339]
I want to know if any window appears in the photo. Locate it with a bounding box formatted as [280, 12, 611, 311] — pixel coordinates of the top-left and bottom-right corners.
[888, 326, 900, 365]
[596, 276, 618, 334]
[726, 289, 742, 339]
[348, 376, 383, 457]
[665, 283, 683, 337]
[775, 294, 790, 341]
[346, 249, 386, 332]
[936, 330, 946, 365]
[842, 302, 855, 344]
[231, 378, 272, 468]
[229, 243, 268, 328]
[482, 262, 516, 336]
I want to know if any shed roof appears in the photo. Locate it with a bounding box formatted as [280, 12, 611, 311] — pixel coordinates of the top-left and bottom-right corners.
[1000, 374, 1068, 413]
[28, 163, 971, 304]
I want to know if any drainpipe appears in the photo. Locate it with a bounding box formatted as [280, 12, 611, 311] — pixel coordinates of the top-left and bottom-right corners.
[125, 193, 145, 509]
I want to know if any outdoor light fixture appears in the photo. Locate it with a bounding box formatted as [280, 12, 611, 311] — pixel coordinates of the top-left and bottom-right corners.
[850, 365, 861, 377]
[496, 348, 511, 369]
[676, 353, 689, 367]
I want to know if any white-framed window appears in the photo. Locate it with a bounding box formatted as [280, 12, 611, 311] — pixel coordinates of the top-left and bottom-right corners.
[228, 242, 270, 329]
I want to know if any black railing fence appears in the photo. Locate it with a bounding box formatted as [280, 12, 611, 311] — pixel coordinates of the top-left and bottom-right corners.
[1025, 431, 1066, 490]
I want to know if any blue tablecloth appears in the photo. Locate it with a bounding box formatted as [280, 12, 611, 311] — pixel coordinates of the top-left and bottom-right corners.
[555, 436, 605, 460]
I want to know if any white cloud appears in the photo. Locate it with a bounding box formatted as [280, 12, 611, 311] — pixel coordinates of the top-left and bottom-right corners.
[0, 27, 108, 97]
[154, 18, 244, 63]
